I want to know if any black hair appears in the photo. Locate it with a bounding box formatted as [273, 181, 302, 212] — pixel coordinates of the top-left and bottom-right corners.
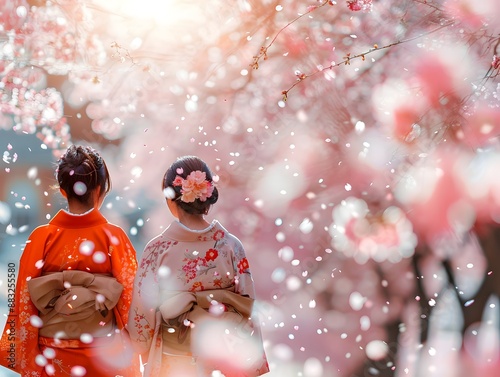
[162, 155, 218, 215]
[56, 145, 111, 205]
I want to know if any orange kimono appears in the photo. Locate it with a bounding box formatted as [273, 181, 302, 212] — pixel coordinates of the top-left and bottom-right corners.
[0, 209, 140, 377]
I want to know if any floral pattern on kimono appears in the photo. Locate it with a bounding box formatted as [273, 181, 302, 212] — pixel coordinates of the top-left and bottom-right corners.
[0, 209, 139, 377]
[128, 220, 269, 376]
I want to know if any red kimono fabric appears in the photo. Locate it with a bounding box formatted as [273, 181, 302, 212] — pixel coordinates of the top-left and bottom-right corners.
[0, 209, 140, 377]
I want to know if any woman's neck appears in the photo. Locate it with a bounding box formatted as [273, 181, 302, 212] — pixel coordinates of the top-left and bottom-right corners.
[177, 212, 210, 230]
[67, 201, 94, 215]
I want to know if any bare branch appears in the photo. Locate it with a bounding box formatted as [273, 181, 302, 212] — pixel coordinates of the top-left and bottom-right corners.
[250, 0, 333, 69]
[281, 20, 456, 100]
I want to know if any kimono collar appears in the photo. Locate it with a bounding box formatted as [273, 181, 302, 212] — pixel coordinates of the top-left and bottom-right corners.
[49, 208, 108, 229]
[163, 220, 225, 242]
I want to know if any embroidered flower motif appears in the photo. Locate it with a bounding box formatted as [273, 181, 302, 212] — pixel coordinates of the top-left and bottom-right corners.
[182, 256, 207, 283]
[237, 257, 250, 274]
[213, 278, 223, 288]
[172, 170, 214, 203]
[205, 248, 219, 261]
[190, 281, 204, 292]
[212, 230, 224, 241]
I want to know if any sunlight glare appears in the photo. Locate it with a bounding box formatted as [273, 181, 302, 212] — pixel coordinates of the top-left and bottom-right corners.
[120, 0, 176, 23]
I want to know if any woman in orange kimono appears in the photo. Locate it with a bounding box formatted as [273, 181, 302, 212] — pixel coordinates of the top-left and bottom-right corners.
[0, 145, 140, 377]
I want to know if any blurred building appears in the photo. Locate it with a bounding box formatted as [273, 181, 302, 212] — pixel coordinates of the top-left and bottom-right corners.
[0, 129, 55, 263]
[0, 130, 56, 376]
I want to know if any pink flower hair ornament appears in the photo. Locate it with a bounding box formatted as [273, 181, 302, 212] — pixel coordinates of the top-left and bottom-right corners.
[172, 170, 214, 203]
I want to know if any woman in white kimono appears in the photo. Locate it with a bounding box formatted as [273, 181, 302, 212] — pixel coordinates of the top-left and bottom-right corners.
[128, 155, 269, 376]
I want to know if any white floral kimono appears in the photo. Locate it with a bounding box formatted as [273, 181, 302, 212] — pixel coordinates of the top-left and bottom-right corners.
[128, 220, 269, 376]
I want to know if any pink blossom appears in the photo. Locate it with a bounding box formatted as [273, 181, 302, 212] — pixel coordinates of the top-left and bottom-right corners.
[177, 171, 214, 203]
[393, 106, 420, 142]
[444, 0, 497, 30]
[415, 55, 455, 107]
[395, 148, 473, 241]
[0, 0, 29, 32]
[347, 0, 372, 12]
[492, 55, 500, 70]
[330, 197, 417, 263]
[459, 104, 500, 148]
[172, 176, 183, 187]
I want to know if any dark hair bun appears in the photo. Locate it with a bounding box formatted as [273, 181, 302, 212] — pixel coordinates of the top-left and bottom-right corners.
[57, 145, 111, 205]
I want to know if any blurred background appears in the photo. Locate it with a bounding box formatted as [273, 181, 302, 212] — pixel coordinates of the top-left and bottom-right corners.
[1, 0, 500, 376]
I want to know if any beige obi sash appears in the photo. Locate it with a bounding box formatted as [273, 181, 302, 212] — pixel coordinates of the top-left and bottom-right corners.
[27, 270, 123, 339]
[159, 287, 254, 356]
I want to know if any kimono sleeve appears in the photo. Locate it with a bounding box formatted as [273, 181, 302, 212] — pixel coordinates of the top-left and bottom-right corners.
[228, 234, 271, 375]
[127, 239, 161, 355]
[229, 234, 257, 299]
[109, 226, 138, 329]
[0, 227, 48, 376]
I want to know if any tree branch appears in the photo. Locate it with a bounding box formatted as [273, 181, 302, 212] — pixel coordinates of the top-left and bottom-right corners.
[281, 20, 455, 101]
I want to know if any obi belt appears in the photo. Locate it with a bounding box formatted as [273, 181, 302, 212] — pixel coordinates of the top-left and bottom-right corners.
[157, 288, 269, 376]
[27, 270, 123, 340]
